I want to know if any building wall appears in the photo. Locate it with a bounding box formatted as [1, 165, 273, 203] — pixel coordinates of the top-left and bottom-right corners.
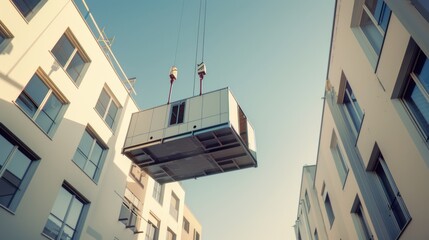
[182, 205, 202, 240]
[0, 0, 201, 239]
[295, 0, 429, 239]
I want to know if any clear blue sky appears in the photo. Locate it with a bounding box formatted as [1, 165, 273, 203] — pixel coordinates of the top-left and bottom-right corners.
[85, 0, 334, 239]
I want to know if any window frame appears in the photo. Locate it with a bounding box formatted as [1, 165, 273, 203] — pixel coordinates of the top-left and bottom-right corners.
[42, 183, 88, 240]
[166, 228, 176, 240]
[169, 192, 180, 221]
[51, 30, 90, 86]
[169, 101, 186, 126]
[10, 0, 46, 21]
[119, 188, 143, 233]
[0, 123, 39, 212]
[330, 132, 349, 186]
[351, 196, 373, 240]
[352, 0, 392, 69]
[145, 221, 159, 240]
[324, 193, 335, 228]
[72, 127, 108, 182]
[15, 69, 69, 137]
[94, 87, 121, 130]
[339, 77, 364, 138]
[0, 21, 13, 51]
[183, 217, 190, 233]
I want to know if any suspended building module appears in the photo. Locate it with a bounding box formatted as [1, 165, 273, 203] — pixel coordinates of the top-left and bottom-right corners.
[123, 88, 257, 183]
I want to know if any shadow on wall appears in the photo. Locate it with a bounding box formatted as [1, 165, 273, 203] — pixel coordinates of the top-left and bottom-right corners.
[0, 70, 23, 91]
[0, 98, 132, 240]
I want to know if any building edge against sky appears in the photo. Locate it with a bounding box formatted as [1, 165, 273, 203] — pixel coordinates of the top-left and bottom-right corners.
[294, 0, 429, 239]
[0, 0, 201, 239]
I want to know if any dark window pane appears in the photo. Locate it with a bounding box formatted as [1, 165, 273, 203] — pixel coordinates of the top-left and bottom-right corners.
[178, 102, 185, 124]
[12, 0, 31, 17]
[0, 172, 19, 207]
[52, 35, 75, 67]
[361, 10, 383, 54]
[379, 3, 391, 32]
[0, 135, 14, 168]
[414, 53, 429, 92]
[170, 105, 178, 125]
[16, 93, 38, 117]
[89, 143, 103, 165]
[66, 52, 85, 81]
[403, 81, 429, 138]
[35, 111, 54, 133]
[6, 150, 31, 180]
[0, 34, 5, 45]
[95, 90, 110, 117]
[77, 131, 93, 158]
[106, 102, 118, 128]
[42, 94, 63, 121]
[73, 150, 87, 169]
[24, 75, 49, 107]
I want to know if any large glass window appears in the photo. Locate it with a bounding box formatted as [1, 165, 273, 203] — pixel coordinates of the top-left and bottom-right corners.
[352, 199, 372, 240]
[11, 0, 42, 18]
[51, 32, 89, 83]
[145, 221, 158, 240]
[95, 88, 119, 129]
[169, 192, 179, 221]
[360, 0, 391, 55]
[166, 228, 176, 240]
[16, 73, 67, 136]
[119, 188, 142, 232]
[43, 185, 87, 240]
[331, 134, 349, 185]
[0, 125, 39, 211]
[374, 155, 410, 233]
[183, 217, 190, 233]
[402, 50, 429, 140]
[72, 129, 107, 181]
[324, 193, 335, 227]
[169, 101, 185, 125]
[343, 82, 364, 135]
[152, 181, 163, 204]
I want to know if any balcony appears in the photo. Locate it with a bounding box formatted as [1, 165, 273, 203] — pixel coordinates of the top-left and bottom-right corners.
[122, 88, 257, 183]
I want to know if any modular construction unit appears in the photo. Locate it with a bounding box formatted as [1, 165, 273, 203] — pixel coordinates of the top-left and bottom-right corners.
[123, 88, 257, 183]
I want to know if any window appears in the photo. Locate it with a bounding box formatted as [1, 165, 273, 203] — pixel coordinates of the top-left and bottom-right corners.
[0, 22, 13, 47]
[304, 190, 311, 212]
[351, 197, 372, 240]
[166, 228, 176, 240]
[183, 217, 190, 233]
[72, 128, 107, 181]
[169, 101, 185, 125]
[314, 229, 319, 240]
[11, 0, 42, 18]
[95, 88, 119, 129]
[51, 31, 89, 83]
[360, 0, 391, 56]
[130, 164, 146, 186]
[0, 123, 39, 211]
[119, 188, 142, 232]
[373, 154, 410, 234]
[324, 193, 335, 227]
[193, 230, 200, 240]
[152, 181, 163, 204]
[412, 0, 429, 22]
[401, 50, 429, 140]
[342, 81, 364, 135]
[43, 185, 87, 240]
[16, 71, 67, 136]
[331, 133, 349, 184]
[169, 192, 179, 221]
[145, 221, 158, 240]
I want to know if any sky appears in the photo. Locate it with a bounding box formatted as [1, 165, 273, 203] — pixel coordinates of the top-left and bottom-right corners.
[84, 0, 334, 239]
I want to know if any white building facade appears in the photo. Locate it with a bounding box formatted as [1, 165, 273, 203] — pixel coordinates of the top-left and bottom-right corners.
[0, 0, 201, 239]
[295, 0, 429, 239]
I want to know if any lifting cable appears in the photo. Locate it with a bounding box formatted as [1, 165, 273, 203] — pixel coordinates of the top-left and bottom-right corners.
[193, 0, 208, 96]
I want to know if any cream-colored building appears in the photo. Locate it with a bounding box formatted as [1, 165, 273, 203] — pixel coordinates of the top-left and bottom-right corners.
[0, 0, 201, 239]
[295, 0, 429, 239]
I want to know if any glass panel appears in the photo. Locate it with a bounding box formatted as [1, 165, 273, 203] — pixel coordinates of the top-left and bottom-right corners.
[36, 109, 55, 133]
[72, 150, 87, 169]
[379, 3, 390, 32]
[106, 102, 118, 127]
[0, 34, 5, 45]
[11, 0, 31, 17]
[41, 94, 63, 121]
[52, 35, 75, 67]
[16, 93, 38, 117]
[360, 10, 383, 54]
[403, 81, 429, 138]
[0, 135, 14, 168]
[51, 187, 72, 221]
[65, 198, 83, 229]
[83, 162, 96, 178]
[414, 53, 429, 92]
[25, 75, 49, 107]
[43, 214, 62, 239]
[78, 131, 93, 158]
[89, 143, 103, 165]
[170, 105, 178, 125]
[66, 52, 85, 81]
[178, 102, 185, 124]
[95, 90, 110, 117]
[59, 225, 74, 240]
[0, 173, 19, 207]
[6, 150, 31, 180]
